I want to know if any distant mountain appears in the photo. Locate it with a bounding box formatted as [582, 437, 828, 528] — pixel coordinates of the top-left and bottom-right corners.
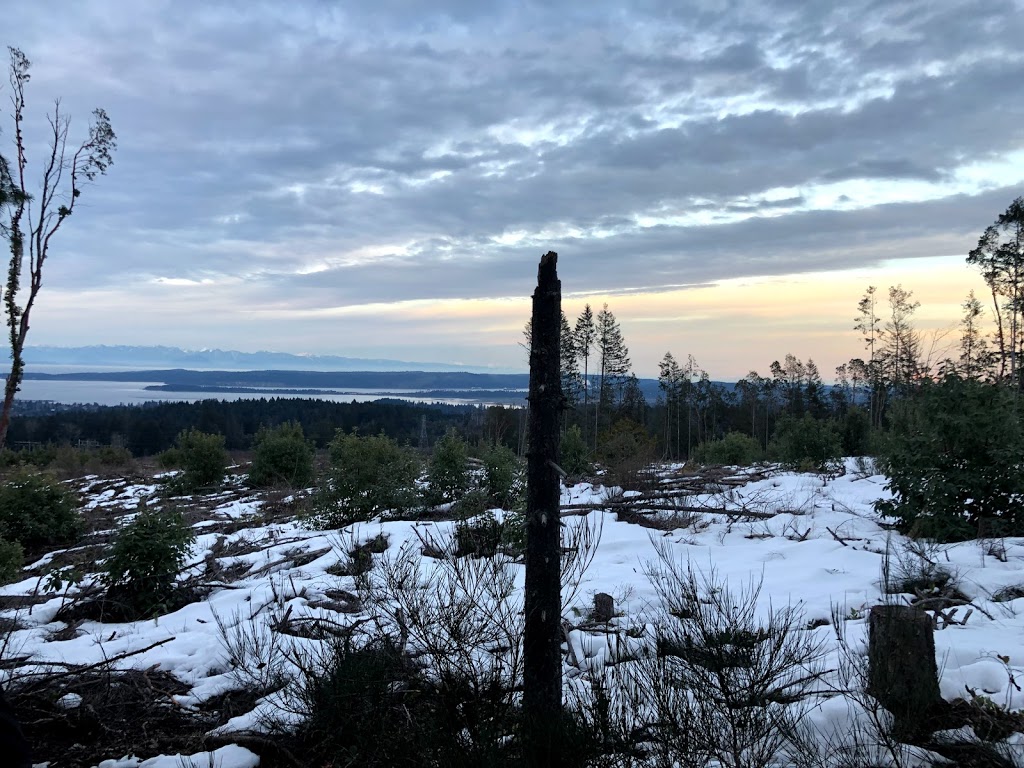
[24, 345, 513, 374]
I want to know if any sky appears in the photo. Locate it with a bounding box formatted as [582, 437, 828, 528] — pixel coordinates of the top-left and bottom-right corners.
[3, 0, 1023, 379]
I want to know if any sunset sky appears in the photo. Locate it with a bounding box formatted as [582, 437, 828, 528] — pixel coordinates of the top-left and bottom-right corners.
[4, 1, 1022, 379]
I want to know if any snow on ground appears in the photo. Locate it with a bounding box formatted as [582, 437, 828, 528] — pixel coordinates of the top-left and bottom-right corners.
[2, 458, 1023, 766]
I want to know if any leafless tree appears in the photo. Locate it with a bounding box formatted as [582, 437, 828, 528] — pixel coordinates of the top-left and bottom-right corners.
[0, 47, 116, 450]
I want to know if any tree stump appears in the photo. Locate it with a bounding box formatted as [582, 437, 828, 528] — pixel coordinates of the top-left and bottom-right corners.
[593, 592, 615, 623]
[867, 604, 942, 740]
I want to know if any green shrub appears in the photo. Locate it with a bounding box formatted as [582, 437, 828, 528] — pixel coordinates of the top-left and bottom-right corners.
[840, 406, 873, 456]
[102, 506, 195, 617]
[692, 432, 763, 466]
[427, 428, 470, 505]
[876, 375, 1024, 540]
[309, 431, 421, 527]
[0, 537, 24, 585]
[45, 444, 134, 476]
[560, 424, 591, 477]
[162, 428, 228, 493]
[0, 469, 81, 551]
[248, 421, 315, 488]
[768, 414, 843, 472]
[482, 443, 523, 509]
[598, 419, 658, 490]
[0, 444, 59, 469]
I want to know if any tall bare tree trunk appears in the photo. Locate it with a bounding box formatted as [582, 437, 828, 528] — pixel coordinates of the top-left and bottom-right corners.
[523, 251, 563, 766]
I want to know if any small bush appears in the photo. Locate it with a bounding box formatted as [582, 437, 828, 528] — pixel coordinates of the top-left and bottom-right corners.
[643, 545, 826, 768]
[768, 414, 843, 473]
[455, 513, 502, 558]
[0, 537, 23, 585]
[0, 469, 81, 552]
[560, 424, 591, 477]
[45, 444, 134, 476]
[427, 428, 470, 505]
[296, 638, 432, 767]
[248, 421, 315, 488]
[481, 442, 523, 509]
[598, 419, 657, 490]
[162, 428, 228, 493]
[693, 431, 763, 466]
[102, 506, 195, 617]
[452, 487, 492, 519]
[309, 431, 420, 528]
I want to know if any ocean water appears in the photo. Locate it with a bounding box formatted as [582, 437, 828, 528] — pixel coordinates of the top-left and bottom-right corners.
[16, 378, 519, 407]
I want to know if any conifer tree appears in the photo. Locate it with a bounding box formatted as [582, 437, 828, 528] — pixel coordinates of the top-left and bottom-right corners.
[593, 304, 630, 446]
[573, 304, 596, 443]
[954, 290, 994, 380]
[559, 310, 582, 409]
[658, 351, 683, 458]
[967, 197, 1024, 387]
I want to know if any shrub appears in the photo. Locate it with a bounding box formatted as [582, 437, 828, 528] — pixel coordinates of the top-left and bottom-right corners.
[876, 375, 1024, 540]
[560, 424, 591, 477]
[47, 444, 133, 476]
[693, 431, 763, 466]
[102, 506, 195, 617]
[453, 511, 525, 559]
[427, 428, 470, 505]
[248, 421, 315, 488]
[309, 431, 420, 527]
[768, 414, 843, 472]
[642, 545, 826, 768]
[0, 469, 81, 551]
[297, 639, 426, 767]
[482, 443, 523, 509]
[597, 419, 657, 490]
[162, 428, 228, 493]
[0, 537, 23, 585]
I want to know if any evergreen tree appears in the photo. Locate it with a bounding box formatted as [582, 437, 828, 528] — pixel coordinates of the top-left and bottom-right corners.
[526, 313, 583, 413]
[559, 311, 582, 409]
[967, 197, 1024, 387]
[804, 359, 827, 418]
[618, 373, 646, 425]
[953, 290, 994, 380]
[880, 284, 921, 393]
[573, 304, 597, 444]
[658, 352, 683, 458]
[769, 354, 806, 417]
[593, 304, 631, 446]
[855, 286, 885, 427]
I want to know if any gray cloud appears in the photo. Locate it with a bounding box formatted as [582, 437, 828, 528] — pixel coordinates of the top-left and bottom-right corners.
[3, 0, 1024, 313]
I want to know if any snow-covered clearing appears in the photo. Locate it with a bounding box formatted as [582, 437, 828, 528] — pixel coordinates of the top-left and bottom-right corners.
[2, 459, 1022, 766]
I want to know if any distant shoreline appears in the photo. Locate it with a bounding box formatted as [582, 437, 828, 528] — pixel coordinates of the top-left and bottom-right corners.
[143, 383, 528, 401]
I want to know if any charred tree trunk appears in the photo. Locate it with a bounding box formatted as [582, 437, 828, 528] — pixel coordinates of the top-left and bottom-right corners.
[523, 251, 563, 766]
[867, 604, 943, 740]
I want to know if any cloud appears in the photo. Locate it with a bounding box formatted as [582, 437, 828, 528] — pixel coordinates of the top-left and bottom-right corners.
[3, 0, 1024, 367]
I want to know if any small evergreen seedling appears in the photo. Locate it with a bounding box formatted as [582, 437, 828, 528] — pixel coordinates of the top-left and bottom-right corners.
[103, 506, 195, 617]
